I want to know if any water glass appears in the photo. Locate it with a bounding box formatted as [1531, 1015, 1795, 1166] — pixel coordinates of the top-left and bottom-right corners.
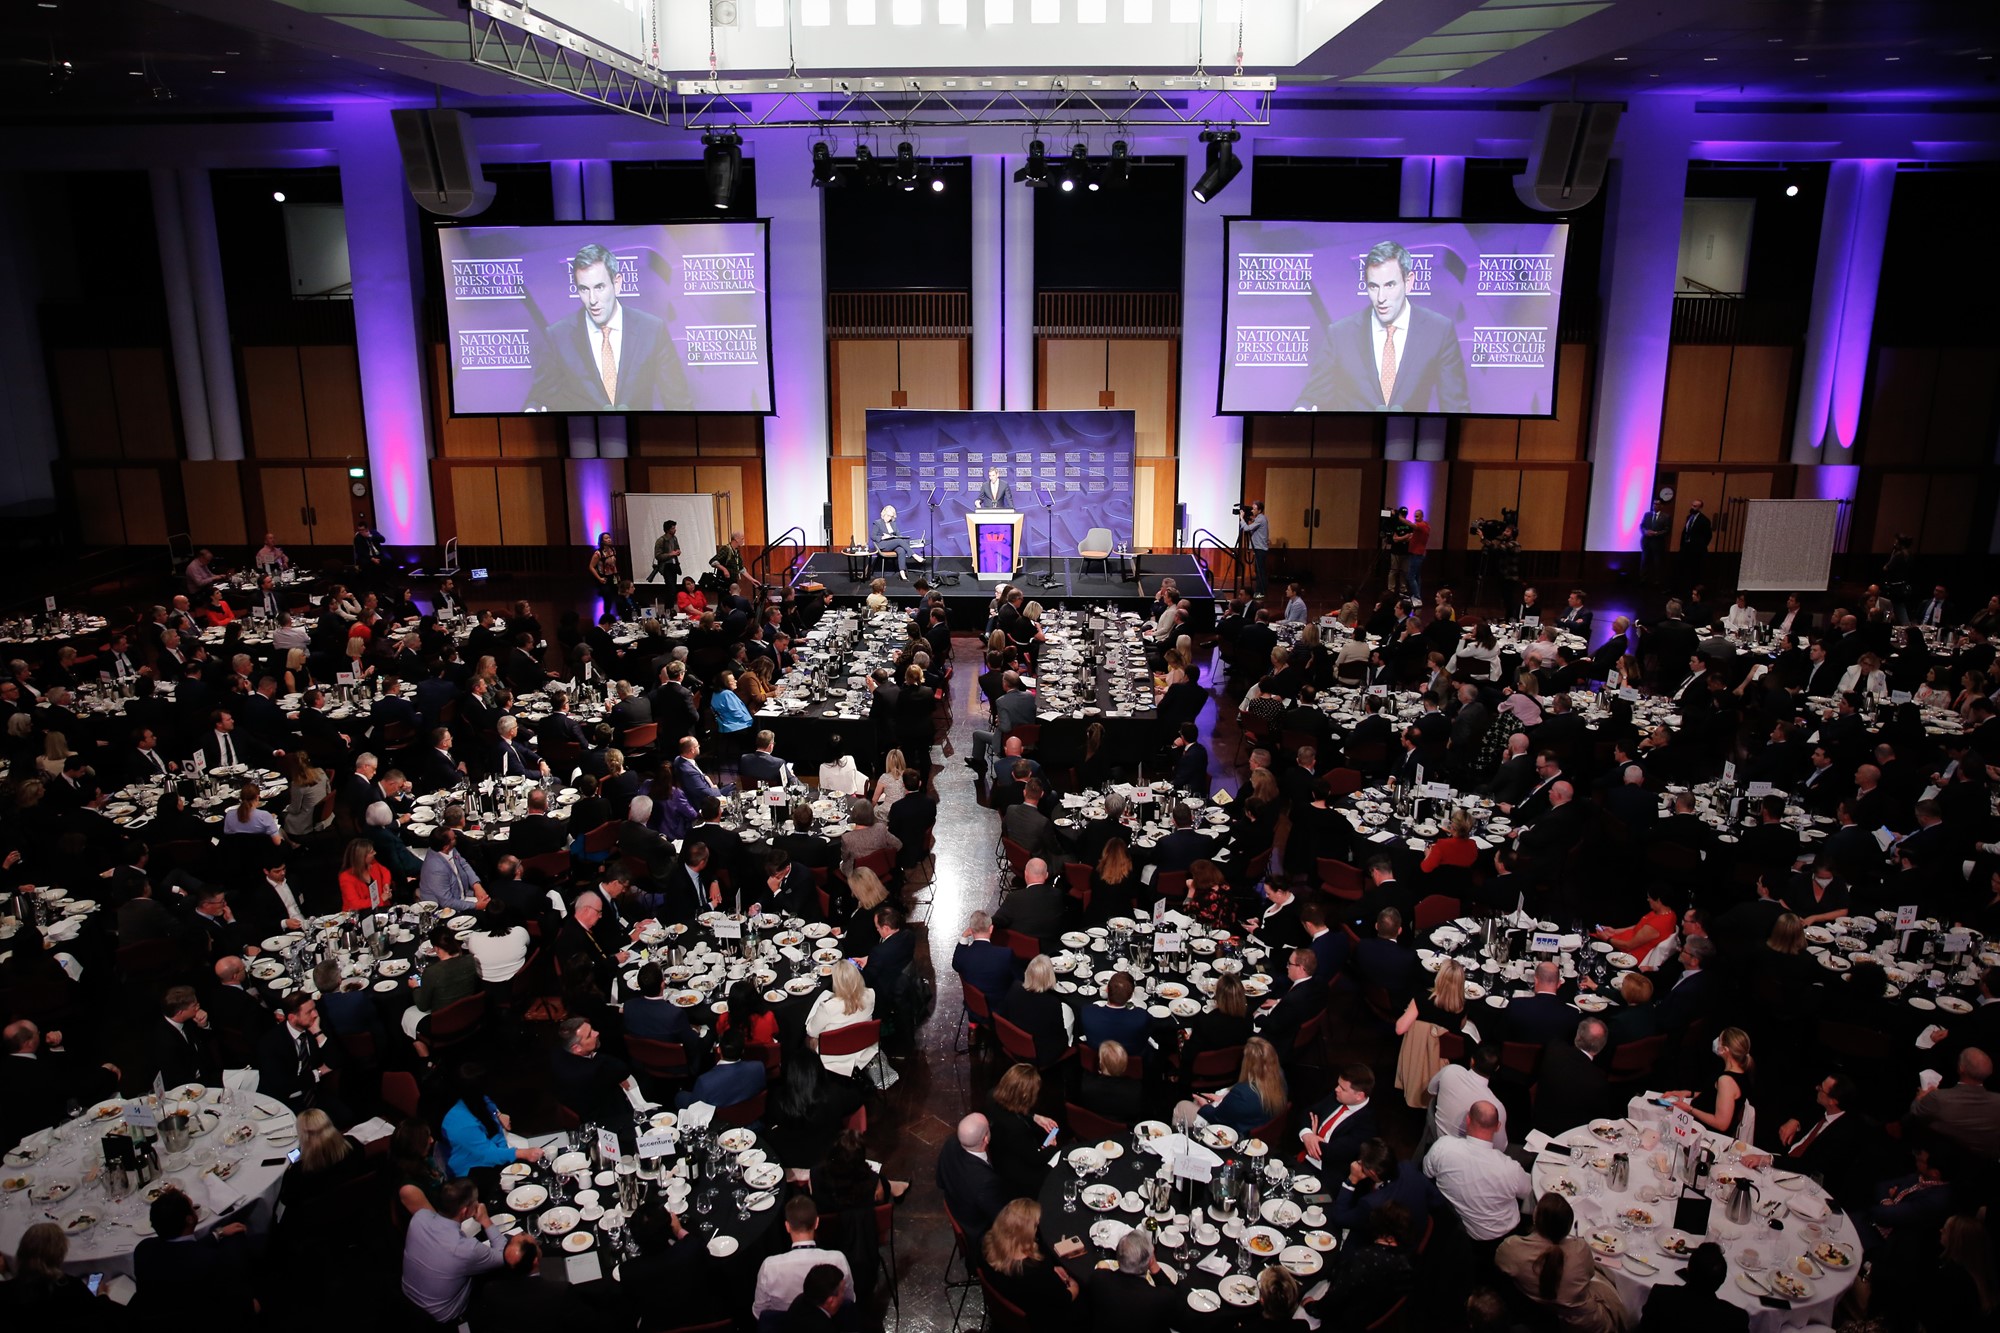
[1064, 1178, 1081, 1210]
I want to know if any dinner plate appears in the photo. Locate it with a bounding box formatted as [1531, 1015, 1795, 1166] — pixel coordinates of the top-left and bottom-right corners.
[1585, 1229, 1623, 1256]
[707, 1234, 739, 1257]
[1738, 1271, 1813, 1301]
[506, 1184, 548, 1211]
[1186, 1289, 1223, 1313]
[1198, 1124, 1238, 1148]
[1081, 1184, 1121, 1212]
[1260, 1198, 1302, 1226]
[1606, 952, 1638, 969]
[1656, 1230, 1696, 1260]
[1217, 1274, 1261, 1306]
[1241, 1225, 1285, 1259]
[553, 1151, 590, 1175]
[500, 1161, 533, 1180]
[718, 1129, 757, 1152]
[1278, 1245, 1324, 1276]
[1303, 1229, 1337, 1252]
[538, 1206, 581, 1235]
[1134, 1120, 1170, 1141]
[746, 1191, 776, 1211]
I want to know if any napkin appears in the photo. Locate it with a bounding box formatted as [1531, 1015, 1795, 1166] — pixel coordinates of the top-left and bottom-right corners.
[1368, 830, 1398, 844]
[1524, 1129, 1556, 1156]
[679, 1102, 716, 1132]
[198, 1171, 246, 1216]
[222, 1068, 260, 1093]
[1916, 1027, 1940, 1050]
[1140, 1133, 1222, 1169]
[346, 1116, 396, 1145]
[565, 1252, 604, 1284]
[1559, 934, 1583, 951]
[780, 946, 806, 963]
[1918, 1069, 1943, 1091]
[1197, 1254, 1232, 1276]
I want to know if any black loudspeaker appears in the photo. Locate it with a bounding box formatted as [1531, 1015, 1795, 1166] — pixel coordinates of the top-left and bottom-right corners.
[1513, 103, 1621, 212]
[390, 109, 495, 217]
[821, 503, 834, 546]
[1175, 503, 1189, 546]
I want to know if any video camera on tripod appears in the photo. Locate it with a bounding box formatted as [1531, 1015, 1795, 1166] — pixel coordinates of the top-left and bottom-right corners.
[1470, 508, 1519, 544]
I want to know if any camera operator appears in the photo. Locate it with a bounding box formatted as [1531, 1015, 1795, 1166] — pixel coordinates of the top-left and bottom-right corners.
[1380, 507, 1415, 598]
[1470, 514, 1521, 612]
[1236, 501, 1269, 597]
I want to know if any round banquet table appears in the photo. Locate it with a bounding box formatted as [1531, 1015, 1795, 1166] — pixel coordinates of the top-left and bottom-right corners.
[0, 1088, 298, 1278]
[476, 1123, 785, 1278]
[1035, 1124, 1343, 1324]
[1528, 1103, 1862, 1333]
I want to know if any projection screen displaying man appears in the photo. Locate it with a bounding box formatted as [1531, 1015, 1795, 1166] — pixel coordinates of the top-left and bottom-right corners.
[1295, 240, 1470, 413]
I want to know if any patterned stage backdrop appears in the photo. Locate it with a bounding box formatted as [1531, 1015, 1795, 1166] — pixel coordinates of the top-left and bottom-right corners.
[862, 410, 1137, 561]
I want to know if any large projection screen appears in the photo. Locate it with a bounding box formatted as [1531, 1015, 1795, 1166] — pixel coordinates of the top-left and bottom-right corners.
[1738, 500, 1838, 592]
[1220, 219, 1571, 418]
[863, 410, 1136, 560]
[437, 221, 773, 415]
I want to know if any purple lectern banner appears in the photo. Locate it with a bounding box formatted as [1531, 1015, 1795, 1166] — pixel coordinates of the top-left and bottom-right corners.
[1220, 219, 1571, 418]
[863, 410, 1135, 561]
[437, 221, 773, 415]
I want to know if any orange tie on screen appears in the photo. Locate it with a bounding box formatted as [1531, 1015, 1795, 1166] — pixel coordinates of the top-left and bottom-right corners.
[1379, 324, 1399, 405]
[599, 326, 617, 404]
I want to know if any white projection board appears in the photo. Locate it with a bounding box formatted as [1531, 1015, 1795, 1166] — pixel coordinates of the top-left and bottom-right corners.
[623, 493, 718, 588]
[1738, 499, 1838, 592]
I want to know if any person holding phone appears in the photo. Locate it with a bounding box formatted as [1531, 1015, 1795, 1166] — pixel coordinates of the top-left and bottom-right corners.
[986, 1063, 1060, 1200]
[0, 1223, 104, 1320]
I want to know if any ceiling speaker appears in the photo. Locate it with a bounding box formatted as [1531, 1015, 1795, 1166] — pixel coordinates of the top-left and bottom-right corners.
[1513, 103, 1622, 212]
[391, 108, 495, 218]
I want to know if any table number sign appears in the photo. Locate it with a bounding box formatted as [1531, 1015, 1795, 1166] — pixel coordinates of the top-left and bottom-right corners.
[1746, 781, 1773, 799]
[1896, 904, 1920, 931]
[337, 671, 357, 686]
[1940, 931, 1971, 955]
[713, 919, 742, 940]
[1419, 782, 1454, 801]
[1154, 932, 1183, 955]
[597, 1128, 622, 1162]
[1722, 761, 1736, 784]
[1530, 932, 1562, 954]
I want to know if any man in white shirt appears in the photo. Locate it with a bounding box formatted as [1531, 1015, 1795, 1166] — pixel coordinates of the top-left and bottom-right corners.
[752, 1195, 856, 1327]
[1423, 1101, 1530, 1249]
[254, 532, 289, 570]
[272, 613, 309, 653]
[1423, 1044, 1509, 1156]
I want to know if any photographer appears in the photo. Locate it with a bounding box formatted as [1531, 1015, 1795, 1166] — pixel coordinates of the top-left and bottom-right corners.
[1237, 502, 1269, 597]
[1381, 507, 1414, 598]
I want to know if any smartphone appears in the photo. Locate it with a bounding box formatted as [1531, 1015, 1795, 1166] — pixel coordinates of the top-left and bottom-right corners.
[86, 1274, 104, 1295]
[1649, 1097, 1673, 1108]
[287, 1146, 301, 1164]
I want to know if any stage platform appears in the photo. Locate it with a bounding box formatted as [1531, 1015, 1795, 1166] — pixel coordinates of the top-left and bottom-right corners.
[790, 552, 1215, 632]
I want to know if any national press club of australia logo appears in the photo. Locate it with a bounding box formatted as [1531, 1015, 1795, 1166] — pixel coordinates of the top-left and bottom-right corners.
[1232, 253, 1314, 369]
[681, 252, 760, 296]
[448, 258, 532, 370]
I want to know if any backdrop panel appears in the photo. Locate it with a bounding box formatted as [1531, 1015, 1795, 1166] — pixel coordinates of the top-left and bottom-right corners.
[1738, 499, 1838, 592]
[623, 492, 719, 588]
[861, 410, 1135, 560]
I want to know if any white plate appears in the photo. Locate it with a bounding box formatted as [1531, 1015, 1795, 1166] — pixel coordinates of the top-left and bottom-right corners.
[707, 1234, 739, 1257]
[1241, 1225, 1285, 1260]
[538, 1206, 581, 1235]
[1217, 1274, 1260, 1306]
[1303, 1229, 1337, 1252]
[1186, 1289, 1222, 1313]
[505, 1184, 548, 1211]
[553, 1151, 590, 1175]
[562, 1231, 595, 1252]
[1278, 1245, 1324, 1276]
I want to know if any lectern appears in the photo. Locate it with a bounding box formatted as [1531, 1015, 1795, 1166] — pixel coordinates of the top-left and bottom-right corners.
[966, 510, 1023, 582]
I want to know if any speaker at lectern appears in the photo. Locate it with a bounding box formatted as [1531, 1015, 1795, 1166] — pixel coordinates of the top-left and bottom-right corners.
[967, 510, 1023, 583]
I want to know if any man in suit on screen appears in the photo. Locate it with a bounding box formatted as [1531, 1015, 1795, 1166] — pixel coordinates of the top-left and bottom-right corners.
[524, 243, 687, 412]
[1294, 240, 1470, 414]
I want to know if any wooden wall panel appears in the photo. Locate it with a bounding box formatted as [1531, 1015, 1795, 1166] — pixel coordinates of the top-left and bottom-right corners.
[1928, 348, 2000, 464]
[1133, 461, 1156, 548]
[1923, 475, 1979, 553]
[898, 340, 968, 410]
[1466, 471, 1520, 536]
[632, 416, 700, 455]
[830, 457, 867, 549]
[1518, 344, 1590, 460]
[1107, 340, 1176, 458]
[242, 347, 311, 458]
[1659, 344, 1730, 464]
[699, 416, 763, 450]
[108, 349, 177, 459]
[1861, 348, 1935, 464]
[1516, 470, 1569, 551]
[1250, 416, 1311, 452]
[1262, 468, 1317, 549]
[1666, 472, 1727, 551]
[696, 465, 757, 544]
[1312, 417, 1378, 459]
[182, 462, 246, 547]
[643, 464, 699, 493]
[1865, 472, 1929, 554]
[298, 346, 366, 459]
[831, 340, 897, 457]
[52, 349, 120, 459]
[116, 469, 169, 546]
[452, 467, 503, 544]
[496, 466, 548, 544]
[1719, 345, 1792, 463]
[1040, 339, 1106, 410]
[1318, 467, 1364, 549]
[1457, 418, 1520, 460]
[496, 416, 561, 458]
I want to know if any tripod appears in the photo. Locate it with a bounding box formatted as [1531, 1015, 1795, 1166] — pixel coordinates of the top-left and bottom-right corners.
[1034, 489, 1061, 590]
[924, 487, 940, 577]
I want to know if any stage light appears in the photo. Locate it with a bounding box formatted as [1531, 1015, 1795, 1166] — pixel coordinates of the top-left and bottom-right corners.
[703, 129, 743, 210]
[930, 173, 946, 193]
[1060, 142, 1092, 193]
[894, 140, 918, 192]
[853, 142, 883, 187]
[272, 190, 286, 203]
[811, 140, 841, 188]
[1103, 139, 1131, 188]
[1785, 183, 1799, 197]
[1012, 139, 1050, 188]
[1191, 128, 1241, 204]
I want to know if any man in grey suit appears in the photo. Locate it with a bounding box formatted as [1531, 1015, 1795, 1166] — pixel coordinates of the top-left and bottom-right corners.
[1906, 1047, 2000, 1159]
[1294, 240, 1469, 413]
[968, 671, 1038, 776]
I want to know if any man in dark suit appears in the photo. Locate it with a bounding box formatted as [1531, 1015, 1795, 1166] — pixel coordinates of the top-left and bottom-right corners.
[256, 993, 344, 1120]
[737, 730, 793, 788]
[617, 798, 681, 886]
[936, 1114, 1010, 1256]
[1653, 936, 1721, 1035]
[991, 861, 1067, 950]
[0, 1021, 119, 1152]
[1352, 909, 1424, 1010]
[1151, 803, 1212, 874]
[886, 771, 936, 868]
[523, 243, 685, 412]
[1645, 606, 1698, 690]
[1294, 241, 1469, 413]
[1553, 590, 1593, 639]
[1738, 793, 1802, 870]
[1169, 724, 1210, 793]
[132, 1189, 257, 1318]
[1258, 947, 1327, 1057]
[675, 1031, 766, 1111]
[205, 957, 274, 1067]
[973, 466, 1014, 510]
[1001, 778, 1064, 867]
[952, 912, 1020, 1009]
[1084, 1234, 1181, 1331]
[152, 986, 222, 1089]
[1774, 1073, 1885, 1209]
[1531, 1019, 1615, 1135]
[622, 963, 708, 1050]
[1501, 963, 1577, 1047]
[508, 788, 568, 861]
[1677, 499, 1713, 588]
[1302, 1065, 1382, 1176]
[1078, 973, 1154, 1066]
[549, 1017, 639, 1127]
[417, 728, 465, 794]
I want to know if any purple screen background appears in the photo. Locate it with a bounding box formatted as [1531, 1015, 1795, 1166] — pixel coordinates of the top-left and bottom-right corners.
[1221, 219, 1570, 417]
[863, 410, 1136, 561]
[437, 222, 772, 415]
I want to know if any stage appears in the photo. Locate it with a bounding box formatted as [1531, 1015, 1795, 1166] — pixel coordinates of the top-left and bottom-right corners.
[789, 552, 1215, 632]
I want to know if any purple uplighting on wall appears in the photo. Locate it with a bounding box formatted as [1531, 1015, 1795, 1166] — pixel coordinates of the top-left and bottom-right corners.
[1792, 160, 1896, 460]
[574, 458, 615, 544]
[1386, 460, 1445, 523]
[335, 106, 434, 546]
[1796, 463, 1860, 504]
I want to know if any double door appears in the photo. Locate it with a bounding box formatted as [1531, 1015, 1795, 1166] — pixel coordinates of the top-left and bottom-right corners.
[259, 466, 356, 546]
[1263, 467, 1364, 550]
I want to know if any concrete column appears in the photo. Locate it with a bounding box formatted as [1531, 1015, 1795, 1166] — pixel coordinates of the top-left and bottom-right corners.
[1584, 106, 1690, 551]
[149, 169, 214, 461]
[1176, 137, 1254, 546]
[0, 174, 59, 511]
[179, 167, 244, 461]
[334, 105, 436, 546]
[1398, 156, 1462, 471]
[970, 155, 1005, 411]
[1791, 160, 1896, 463]
[1002, 154, 1036, 411]
[759, 137, 831, 542]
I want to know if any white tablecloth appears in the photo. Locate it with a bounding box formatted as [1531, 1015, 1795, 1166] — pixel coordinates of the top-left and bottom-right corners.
[0, 1091, 297, 1278]
[1525, 1098, 1861, 1333]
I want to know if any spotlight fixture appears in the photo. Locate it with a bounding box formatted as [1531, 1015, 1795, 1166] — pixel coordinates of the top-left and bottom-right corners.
[853, 142, 882, 187]
[1012, 139, 1050, 188]
[272, 190, 286, 203]
[1059, 143, 1090, 193]
[810, 140, 841, 188]
[1191, 128, 1242, 204]
[1103, 139, 1131, 188]
[703, 130, 743, 210]
[894, 140, 918, 192]
[1784, 183, 1799, 197]
[930, 173, 946, 193]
